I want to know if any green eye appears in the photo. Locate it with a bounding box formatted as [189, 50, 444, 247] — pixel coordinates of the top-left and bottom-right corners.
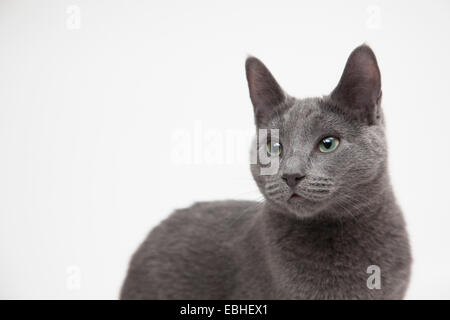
[267, 141, 283, 157]
[319, 137, 340, 153]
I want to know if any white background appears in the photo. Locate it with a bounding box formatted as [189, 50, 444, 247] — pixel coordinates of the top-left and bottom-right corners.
[1, 0, 449, 299]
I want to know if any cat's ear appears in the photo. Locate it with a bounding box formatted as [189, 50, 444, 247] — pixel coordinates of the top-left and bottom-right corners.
[245, 57, 286, 125]
[331, 44, 382, 125]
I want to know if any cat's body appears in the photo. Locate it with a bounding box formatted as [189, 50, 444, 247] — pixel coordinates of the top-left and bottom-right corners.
[121, 45, 411, 299]
[121, 198, 410, 299]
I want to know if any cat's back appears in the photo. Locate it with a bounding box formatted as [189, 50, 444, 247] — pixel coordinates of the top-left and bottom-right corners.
[120, 200, 259, 299]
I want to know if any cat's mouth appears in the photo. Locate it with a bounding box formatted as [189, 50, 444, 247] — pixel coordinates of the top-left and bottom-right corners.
[289, 193, 303, 201]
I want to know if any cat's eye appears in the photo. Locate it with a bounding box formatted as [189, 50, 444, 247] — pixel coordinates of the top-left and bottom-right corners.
[267, 141, 283, 157]
[319, 137, 340, 153]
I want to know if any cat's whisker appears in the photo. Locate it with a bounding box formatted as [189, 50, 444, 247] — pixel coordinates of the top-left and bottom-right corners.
[265, 183, 280, 191]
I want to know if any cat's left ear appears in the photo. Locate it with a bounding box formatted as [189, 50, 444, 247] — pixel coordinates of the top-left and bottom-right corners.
[331, 44, 382, 125]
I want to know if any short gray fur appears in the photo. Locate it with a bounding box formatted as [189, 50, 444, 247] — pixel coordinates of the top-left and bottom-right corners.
[120, 45, 411, 299]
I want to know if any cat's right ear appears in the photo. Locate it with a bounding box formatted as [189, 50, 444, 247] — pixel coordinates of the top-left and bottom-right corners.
[245, 57, 286, 126]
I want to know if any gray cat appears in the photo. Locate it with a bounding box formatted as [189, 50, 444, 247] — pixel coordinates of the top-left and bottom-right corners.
[120, 45, 411, 299]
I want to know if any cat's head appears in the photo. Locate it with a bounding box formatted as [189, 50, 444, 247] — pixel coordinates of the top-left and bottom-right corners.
[246, 45, 387, 218]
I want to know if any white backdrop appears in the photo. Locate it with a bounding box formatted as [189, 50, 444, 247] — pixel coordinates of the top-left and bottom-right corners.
[1, 0, 449, 299]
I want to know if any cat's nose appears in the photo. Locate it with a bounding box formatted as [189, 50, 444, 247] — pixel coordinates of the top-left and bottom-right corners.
[281, 173, 305, 188]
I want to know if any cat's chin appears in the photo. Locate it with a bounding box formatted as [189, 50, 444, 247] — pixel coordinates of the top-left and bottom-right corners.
[287, 202, 321, 218]
[267, 196, 323, 219]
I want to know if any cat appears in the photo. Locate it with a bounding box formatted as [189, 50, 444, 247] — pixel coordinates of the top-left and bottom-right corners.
[120, 45, 412, 299]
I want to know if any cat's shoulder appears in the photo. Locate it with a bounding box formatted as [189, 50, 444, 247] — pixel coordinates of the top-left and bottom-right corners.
[143, 200, 259, 243]
[122, 200, 258, 299]
[165, 200, 260, 227]
[138, 200, 260, 257]
[177, 200, 259, 215]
